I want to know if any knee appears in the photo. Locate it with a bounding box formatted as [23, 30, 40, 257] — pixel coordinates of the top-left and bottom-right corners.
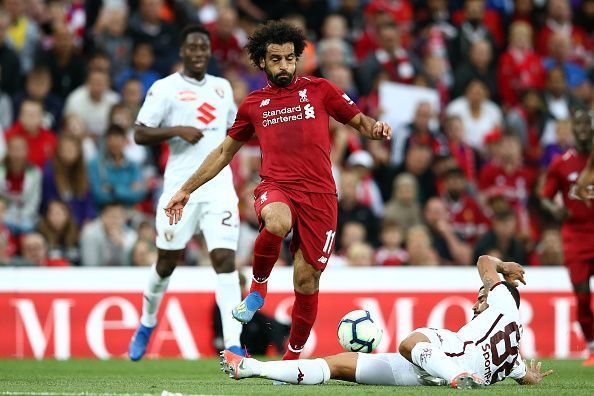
[155, 259, 176, 277]
[294, 270, 320, 294]
[398, 332, 427, 362]
[210, 249, 236, 274]
[264, 217, 291, 237]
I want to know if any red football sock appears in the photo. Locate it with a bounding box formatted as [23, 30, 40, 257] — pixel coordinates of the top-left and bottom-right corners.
[249, 228, 283, 299]
[283, 291, 319, 360]
[575, 289, 593, 342]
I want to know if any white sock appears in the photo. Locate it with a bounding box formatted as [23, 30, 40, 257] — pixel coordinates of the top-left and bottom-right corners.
[411, 342, 465, 383]
[216, 270, 243, 348]
[245, 358, 331, 385]
[140, 264, 170, 328]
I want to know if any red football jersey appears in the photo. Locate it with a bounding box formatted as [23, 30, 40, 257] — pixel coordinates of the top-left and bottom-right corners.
[542, 149, 594, 233]
[228, 76, 361, 193]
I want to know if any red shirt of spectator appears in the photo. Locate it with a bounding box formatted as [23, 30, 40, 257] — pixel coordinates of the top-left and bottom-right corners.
[497, 22, 545, 107]
[365, 1, 413, 47]
[5, 100, 56, 168]
[209, 8, 243, 72]
[444, 115, 477, 183]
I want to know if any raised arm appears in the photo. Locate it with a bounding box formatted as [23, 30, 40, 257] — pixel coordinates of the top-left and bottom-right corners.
[347, 113, 392, 141]
[476, 255, 526, 290]
[164, 136, 245, 224]
[134, 124, 204, 145]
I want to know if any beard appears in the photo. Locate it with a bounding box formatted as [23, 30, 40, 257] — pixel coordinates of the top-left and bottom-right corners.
[265, 68, 293, 87]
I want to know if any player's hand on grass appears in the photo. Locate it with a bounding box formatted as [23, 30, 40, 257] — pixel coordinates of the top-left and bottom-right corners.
[521, 359, 554, 385]
[164, 190, 191, 225]
[499, 261, 526, 287]
[176, 126, 204, 144]
[371, 121, 392, 140]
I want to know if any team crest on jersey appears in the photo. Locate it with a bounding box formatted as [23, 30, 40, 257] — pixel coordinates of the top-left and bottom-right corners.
[176, 90, 198, 102]
[299, 88, 309, 102]
[215, 87, 225, 98]
[164, 230, 175, 241]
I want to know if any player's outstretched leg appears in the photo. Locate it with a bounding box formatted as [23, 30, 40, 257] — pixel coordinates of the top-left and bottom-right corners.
[220, 350, 331, 384]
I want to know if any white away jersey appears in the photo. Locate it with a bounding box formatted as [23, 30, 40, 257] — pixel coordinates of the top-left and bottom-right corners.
[136, 72, 238, 203]
[456, 282, 527, 385]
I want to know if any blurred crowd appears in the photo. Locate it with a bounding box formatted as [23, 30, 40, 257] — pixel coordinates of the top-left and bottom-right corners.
[0, 0, 592, 268]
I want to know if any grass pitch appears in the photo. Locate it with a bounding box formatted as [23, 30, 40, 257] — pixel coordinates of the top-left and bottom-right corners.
[0, 358, 592, 395]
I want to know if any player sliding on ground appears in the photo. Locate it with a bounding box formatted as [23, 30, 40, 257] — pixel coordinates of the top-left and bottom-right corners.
[220, 255, 553, 389]
[164, 21, 391, 360]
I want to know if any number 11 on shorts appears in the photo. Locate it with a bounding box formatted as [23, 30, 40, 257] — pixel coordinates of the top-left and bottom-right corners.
[322, 230, 336, 254]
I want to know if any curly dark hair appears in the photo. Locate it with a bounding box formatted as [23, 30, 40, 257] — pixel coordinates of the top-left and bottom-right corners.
[246, 21, 307, 70]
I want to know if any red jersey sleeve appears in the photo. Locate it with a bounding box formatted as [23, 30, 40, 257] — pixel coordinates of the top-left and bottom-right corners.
[541, 156, 561, 199]
[227, 99, 254, 142]
[320, 79, 361, 124]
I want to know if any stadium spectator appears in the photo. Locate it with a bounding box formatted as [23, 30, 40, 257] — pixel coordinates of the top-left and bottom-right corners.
[315, 38, 354, 79]
[447, 0, 497, 70]
[12, 65, 63, 131]
[127, 0, 179, 76]
[336, 221, 367, 259]
[115, 42, 160, 95]
[337, 170, 379, 249]
[357, 22, 418, 95]
[391, 144, 437, 205]
[536, 0, 588, 66]
[36, 23, 85, 100]
[64, 69, 120, 138]
[541, 119, 573, 168]
[93, 4, 133, 80]
[540, 66, 583, 146]
[88, 124, 145, 208]
[0, 10, 21, 95]
[41, 133, 95, 225]
[209, 7, 243, 73]
[131, 238, 157, 267]
[505, 89, 547, 155]
[443, 115, 478, 183]
[3, 0, 39, 73]
[452, 39, 497, 102]
[446, 79, 502, 150]
[347, 150, 384, 217]
[0, 196, 16, 264]
[37, 199, 80, 266]
[382, 172, 422, 234]
[80, 202, 137, 266]
[531, 229, 564, 266]
[375, 220, 408, 266]
[424, 197, 472, 266]
[5, 99, 56, 168]
[497, 21, 546, 108]
[391, 101, 442, 166]
[405, 224, 439, 266]
[543, 32, 589, 91]
[473, 208, 526, 264]
[61, 113, 98, 162]
[120, 77, 144, 118]
[346, 241, 375, 266]
[17, 232, 70, 266]
[442, 167, 489, 243]
[320, 13, 350, 43]
[0, 135, 42, 234]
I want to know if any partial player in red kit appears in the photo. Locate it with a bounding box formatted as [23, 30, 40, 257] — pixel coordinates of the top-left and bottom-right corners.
[164, 21, 392, 360]
[541, 108, 594, 366]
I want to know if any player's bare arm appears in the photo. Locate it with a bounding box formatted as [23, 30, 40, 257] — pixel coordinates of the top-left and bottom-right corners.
[164, 136, 245, 224]
[515, 359, 554, 385]
[134, 124, 204, 145]
[347, 113, 392, 141]
[476, 255, 526, 290]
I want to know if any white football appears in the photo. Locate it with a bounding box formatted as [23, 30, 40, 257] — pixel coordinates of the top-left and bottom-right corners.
[337, 310, 383, 353]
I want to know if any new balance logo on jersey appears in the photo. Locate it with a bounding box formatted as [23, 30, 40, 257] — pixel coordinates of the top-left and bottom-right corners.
[260, 191, 268, 204]
[197, 102, 216, 124]
[299, 89, 309, 102]
[304, 104, 315, 119]
[317, 256, 328, 264]
[260, 98, 270, 107]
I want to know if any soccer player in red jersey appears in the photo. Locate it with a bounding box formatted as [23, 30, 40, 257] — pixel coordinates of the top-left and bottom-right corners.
[541, 108, 594, 366]
[164, 21, 391, 360]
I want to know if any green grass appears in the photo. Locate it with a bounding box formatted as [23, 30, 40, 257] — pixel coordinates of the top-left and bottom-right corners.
[0, 358, 592, 395]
